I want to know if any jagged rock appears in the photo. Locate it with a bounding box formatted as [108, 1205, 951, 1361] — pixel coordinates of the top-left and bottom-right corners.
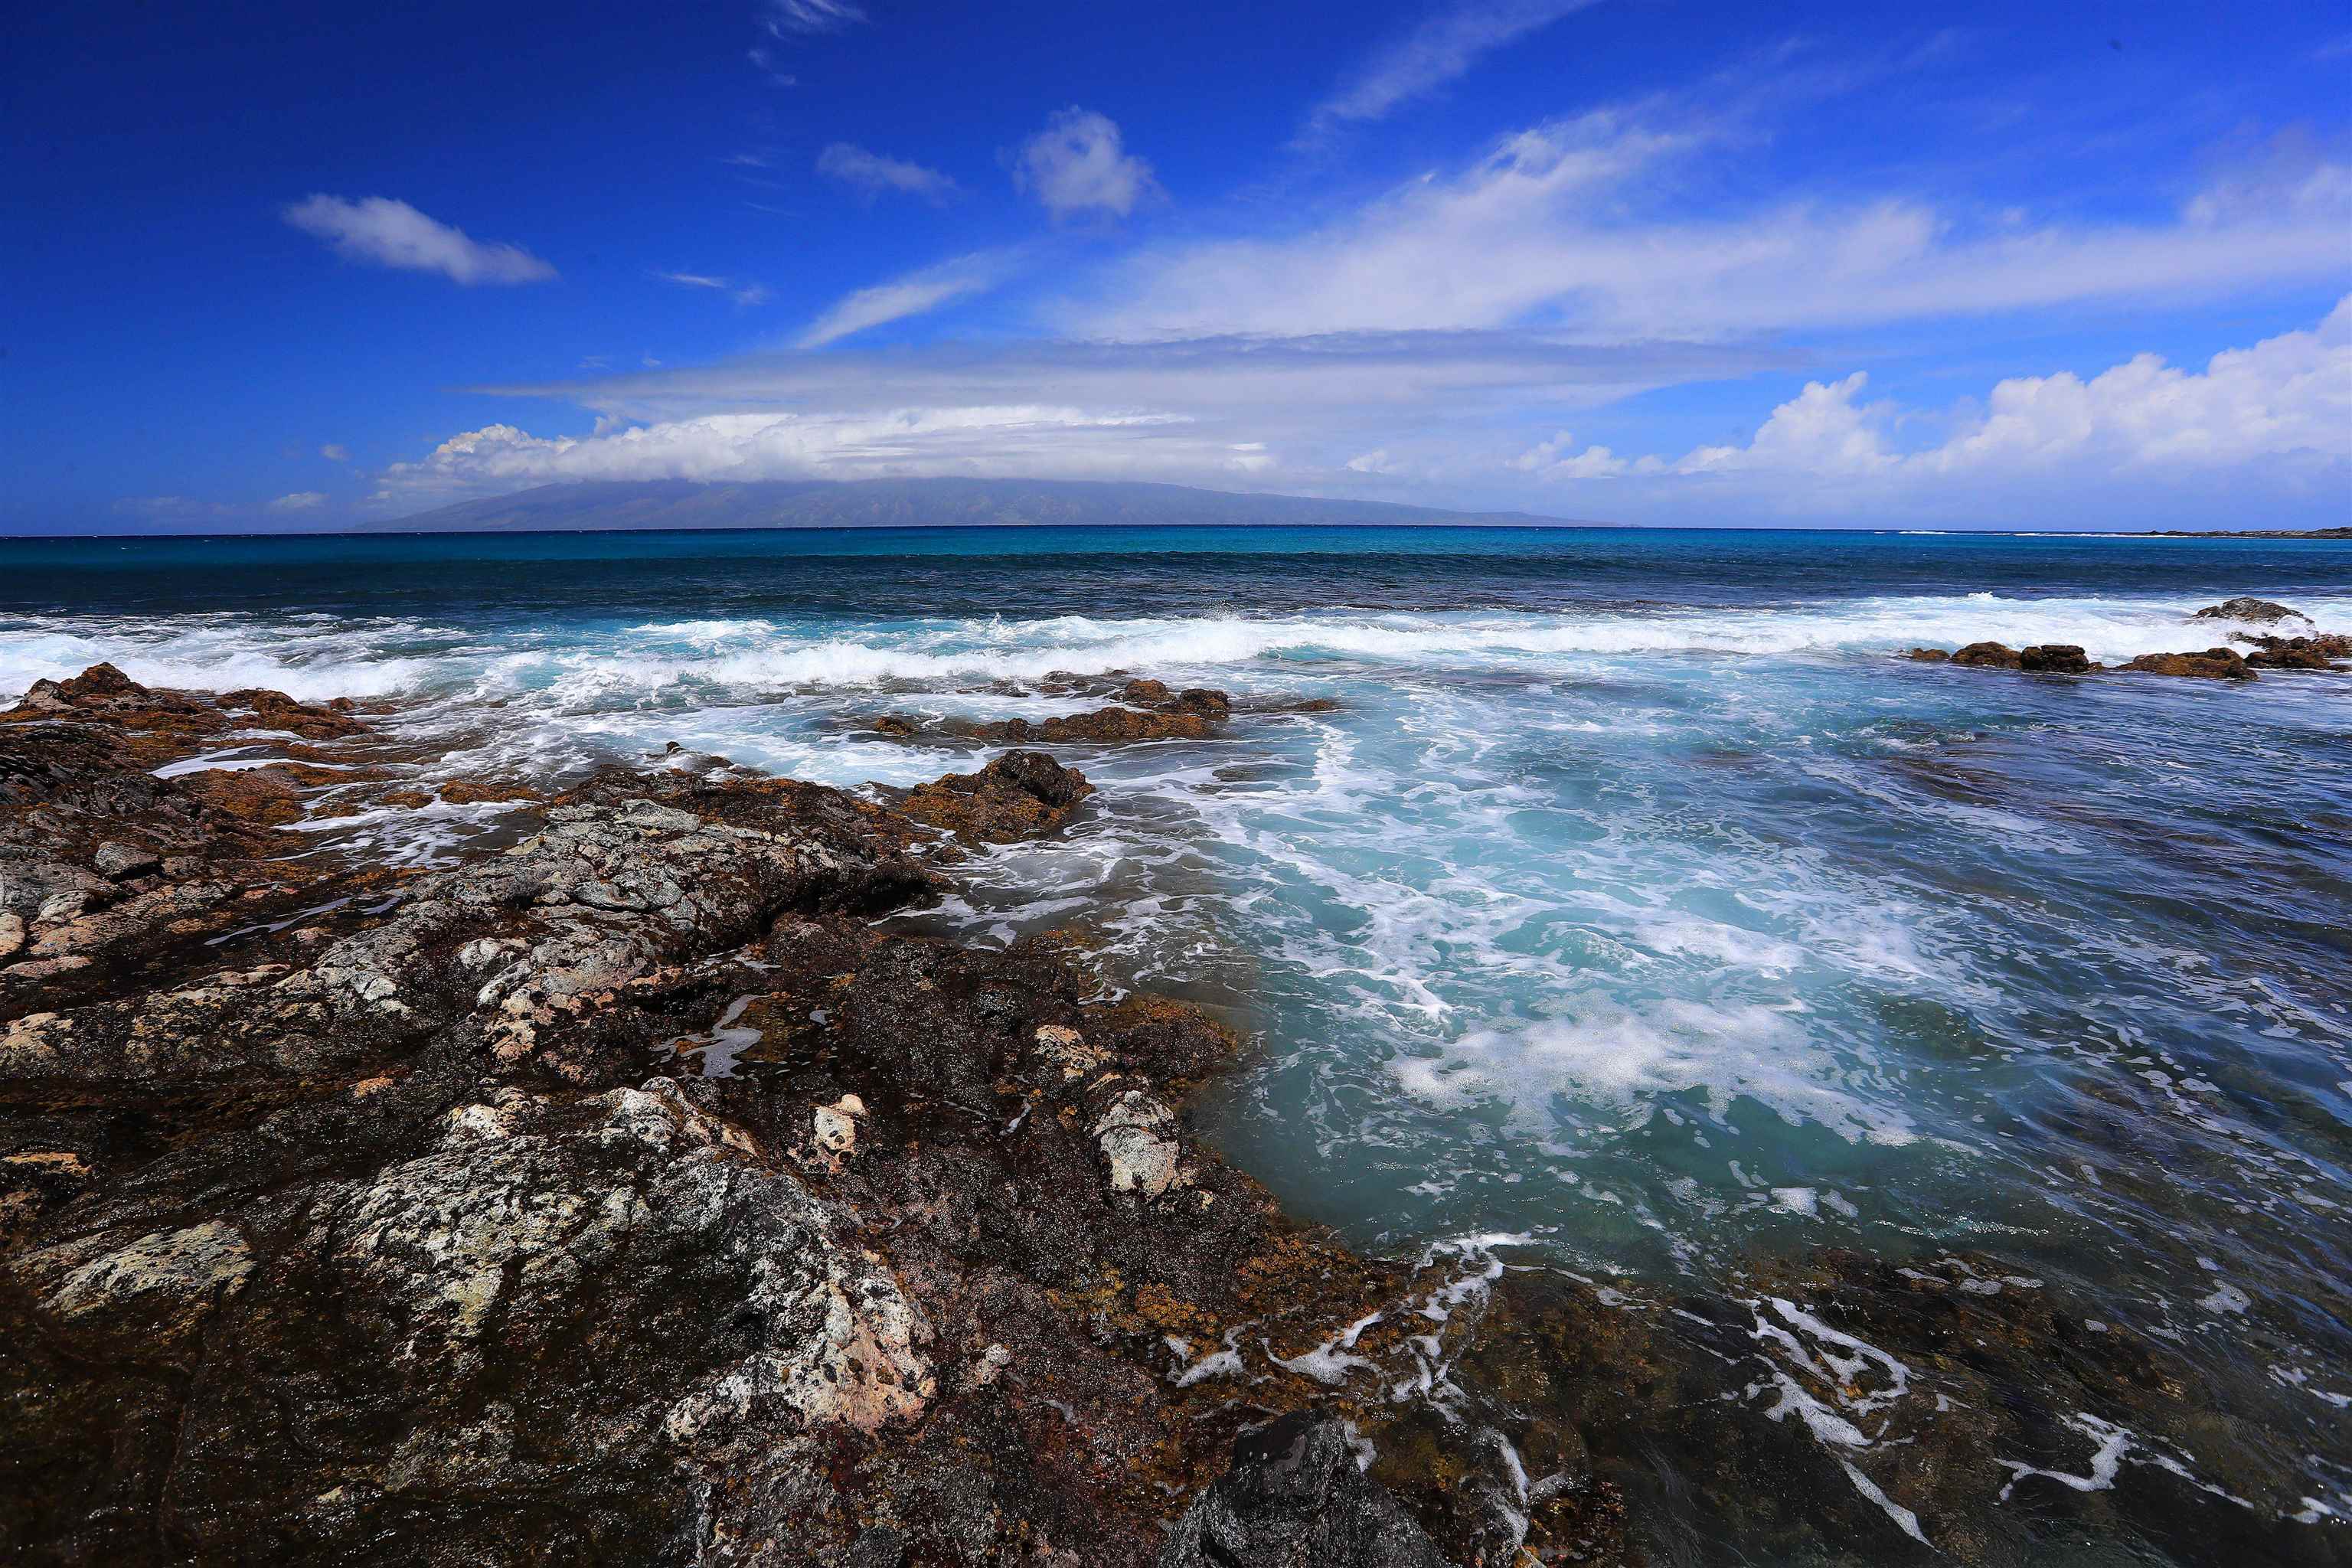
[1906, 647, 1952, 662]
[896, 750, 1095, 844]
[2017, 644, 2096, 674]
[2193, 597, 2304, 623]
[2119, 648, 2256, 681]
[1160, 1415, 1452, 1568]
[1085, 1076, 1186, 1197]
[276, 792, 933, 1071]
[2239, 632, 2352, 670]
[1951, 642, 2022, 668]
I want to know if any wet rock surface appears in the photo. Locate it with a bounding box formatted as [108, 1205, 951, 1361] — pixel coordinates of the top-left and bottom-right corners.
[893, 748, 1096, 844]
[2194, 596, 2305, 623]
[1161, 1416, 1450, 1568]
[0, 670, 1529, 1567]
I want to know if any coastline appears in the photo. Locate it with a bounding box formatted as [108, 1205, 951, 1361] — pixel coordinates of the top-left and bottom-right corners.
[5, 661, 2340, 1564]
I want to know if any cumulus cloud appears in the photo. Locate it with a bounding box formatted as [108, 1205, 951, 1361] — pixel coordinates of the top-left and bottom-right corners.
[281, 195, 557, 286]
[817, 143, 958, 203]
[1011, 109, 1161, 220]
[1516, 297, 2352, 490]
[1067, 108, 2351, 341]
[795, 252, 1013, 349]
[1308, 0, 1603, 136]
[267, 491, 328, 511]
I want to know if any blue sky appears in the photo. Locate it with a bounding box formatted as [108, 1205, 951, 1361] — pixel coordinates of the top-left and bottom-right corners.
[6, 0, 2349, 531]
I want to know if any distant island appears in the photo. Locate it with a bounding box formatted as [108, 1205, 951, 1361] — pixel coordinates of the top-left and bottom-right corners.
[2129, 527, 2350, 539]
[364, 478, 1602, 534]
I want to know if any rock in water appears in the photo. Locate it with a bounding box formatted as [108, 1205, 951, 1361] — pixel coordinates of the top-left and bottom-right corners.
[2192, 597, 2304, 623]
[896, 749, 1095, 843]
[2017, 645, 2094, 674]
[1160, 1416, 1453, 1568]
[2119, 648, 2257, 681]
[1951, 642, 2023, 668]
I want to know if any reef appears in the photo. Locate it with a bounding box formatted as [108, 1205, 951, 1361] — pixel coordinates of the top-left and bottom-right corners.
[2, 667, 2332, 1568]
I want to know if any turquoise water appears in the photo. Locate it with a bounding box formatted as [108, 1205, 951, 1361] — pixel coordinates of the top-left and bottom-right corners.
[7, 524, 2349, 1556]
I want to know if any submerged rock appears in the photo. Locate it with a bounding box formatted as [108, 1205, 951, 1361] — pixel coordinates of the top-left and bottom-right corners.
[896, 749, 1096, 843]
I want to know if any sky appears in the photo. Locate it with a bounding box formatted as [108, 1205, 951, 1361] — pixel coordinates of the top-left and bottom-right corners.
[5, 0, 2350, 533]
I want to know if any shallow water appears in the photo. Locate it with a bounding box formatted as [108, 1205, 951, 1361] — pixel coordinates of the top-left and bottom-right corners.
[8, 524, 2349, 1558]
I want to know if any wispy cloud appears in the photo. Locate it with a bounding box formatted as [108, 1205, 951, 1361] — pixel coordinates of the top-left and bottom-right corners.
[375, 327, 1769, 508]
[794, 251, 1014, 348]
[1306, 0, 1605, 138]
[655, 270, 770, 305]
[762, 0, 864, 34]
[749, 0, 865, 83]
[282, 195, 557, 286]
[817, 143, 959, 203]
[1068, 109, 2352, 340]
[1011, 109, 1161, 220]
[267, 491, 329, 511]
[320, 443, 351, 462]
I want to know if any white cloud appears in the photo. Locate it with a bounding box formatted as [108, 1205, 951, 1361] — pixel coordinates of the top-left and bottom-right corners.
[320, 443, 351, 462]
[1512, 431, 1648, 479]
[1012, 109, 1161, 220]
[656, 270, 769, 305]
[378, 328, 1765, 509]
[282, 195, 557, 286]
[762, 0, 864, 34]
[268, 491, 328, 511]
[1068, 109, 2351, 341]
[817, 143, 958, 202]
[1517, 297, 2352, 491]
[795, 252, 1011, 349]
[1308, 0, 1602, 135]
[377, 408, 1244, 498]
[1675, 373, 1896, 476]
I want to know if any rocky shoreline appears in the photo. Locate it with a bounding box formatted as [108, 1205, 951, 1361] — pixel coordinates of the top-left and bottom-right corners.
[2, 665, 2335, 1566]
[1905, 598, 2352, 681]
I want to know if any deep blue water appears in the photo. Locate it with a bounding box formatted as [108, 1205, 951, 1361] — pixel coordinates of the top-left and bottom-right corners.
[7, 524, 2348, 1557]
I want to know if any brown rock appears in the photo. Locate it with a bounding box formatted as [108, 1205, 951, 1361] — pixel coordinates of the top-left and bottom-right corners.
[2017, 645, 2096, 674]
[2193, 596, 2303, 623]
[2119, 648, 2256, 681]
[897, 750, 1096, 843]
[434, 777, 547, 805]
[1952, 642, 2023, 668]
[1906, 648, 1952, 662]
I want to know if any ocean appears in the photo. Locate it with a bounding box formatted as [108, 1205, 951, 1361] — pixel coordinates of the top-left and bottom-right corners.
[8, 523, 2349, 1559]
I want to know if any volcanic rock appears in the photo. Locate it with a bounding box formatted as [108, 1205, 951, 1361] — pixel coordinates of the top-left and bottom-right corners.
[1160, 1415, 1451, 1568]
[1951, 642, 2023, 668]
[895, 749, 1096, 844]
[2017, 644, 2096, 674]
[2192, 597, 2304, 623]
[2119, 647, 2256, 681]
